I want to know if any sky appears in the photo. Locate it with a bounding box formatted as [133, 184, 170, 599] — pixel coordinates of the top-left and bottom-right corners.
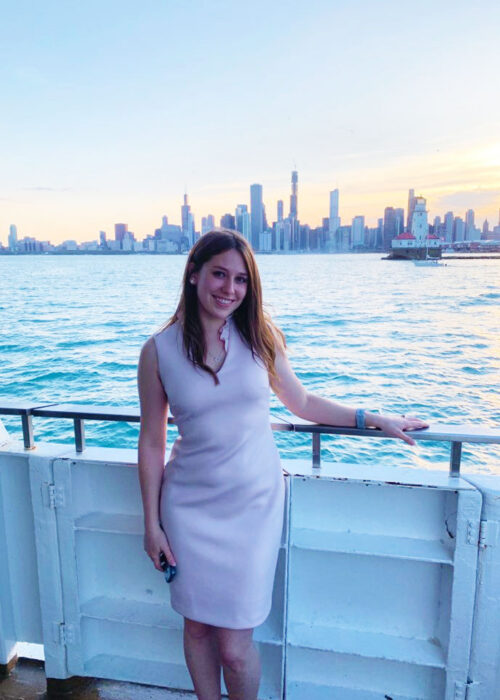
[1, 0, 499, 244]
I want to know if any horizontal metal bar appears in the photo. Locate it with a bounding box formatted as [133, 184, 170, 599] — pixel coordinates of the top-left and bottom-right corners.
[0, 402, 499, 446]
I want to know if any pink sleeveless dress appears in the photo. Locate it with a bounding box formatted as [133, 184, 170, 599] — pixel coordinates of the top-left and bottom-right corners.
[154, 317, 285, 629]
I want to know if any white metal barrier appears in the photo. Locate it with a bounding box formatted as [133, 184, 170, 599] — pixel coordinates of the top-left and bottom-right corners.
[1, 437, 499, 699]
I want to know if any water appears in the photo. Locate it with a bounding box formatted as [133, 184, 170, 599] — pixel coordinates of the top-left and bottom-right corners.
[1, 254, 499, 473]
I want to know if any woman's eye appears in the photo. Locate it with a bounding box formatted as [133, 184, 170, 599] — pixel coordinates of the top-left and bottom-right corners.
[237, 277, 248, 284]
[213, 271, 224, 278]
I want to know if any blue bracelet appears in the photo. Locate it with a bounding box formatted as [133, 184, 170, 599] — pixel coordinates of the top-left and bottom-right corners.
[355, 408, 366, 430]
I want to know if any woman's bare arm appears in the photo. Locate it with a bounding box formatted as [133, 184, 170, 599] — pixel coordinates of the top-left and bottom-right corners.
[272, 344, 428, 446]
[137, 336, 176, 568]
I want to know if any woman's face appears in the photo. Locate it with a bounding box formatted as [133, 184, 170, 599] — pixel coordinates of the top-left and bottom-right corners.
[191, 249, 249, 325]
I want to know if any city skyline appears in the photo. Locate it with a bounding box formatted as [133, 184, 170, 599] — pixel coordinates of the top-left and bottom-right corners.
[1, 1, 499, 244]
[4, 176, 499, 255]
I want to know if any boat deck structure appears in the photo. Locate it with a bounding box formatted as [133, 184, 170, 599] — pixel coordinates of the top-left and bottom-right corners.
[0, 400, 499, 700]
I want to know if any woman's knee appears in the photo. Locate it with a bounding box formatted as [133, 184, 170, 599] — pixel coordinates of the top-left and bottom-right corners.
[217, 629, 254, 671]
[184, 617, 214, 642]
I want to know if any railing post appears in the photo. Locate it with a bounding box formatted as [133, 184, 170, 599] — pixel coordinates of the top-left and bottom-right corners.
[312, 433, 321, 468]
[21, 414, 34, 450]
[74, 419, 85, 453]
[450, 441, 462, 477]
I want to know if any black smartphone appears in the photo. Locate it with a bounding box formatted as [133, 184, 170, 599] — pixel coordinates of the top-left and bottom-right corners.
[159, 551, 177, 583]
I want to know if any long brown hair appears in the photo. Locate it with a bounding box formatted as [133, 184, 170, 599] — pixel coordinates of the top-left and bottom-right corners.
[166, 228, 285, 385]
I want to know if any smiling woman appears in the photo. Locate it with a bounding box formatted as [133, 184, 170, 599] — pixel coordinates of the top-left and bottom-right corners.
[136, 228, 427, 700]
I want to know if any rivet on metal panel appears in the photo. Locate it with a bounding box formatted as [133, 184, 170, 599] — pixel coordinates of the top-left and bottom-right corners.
[466, 520, 480, 546]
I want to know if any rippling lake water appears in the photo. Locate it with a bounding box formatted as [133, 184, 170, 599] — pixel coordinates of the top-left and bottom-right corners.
[1, 253, 498, 473]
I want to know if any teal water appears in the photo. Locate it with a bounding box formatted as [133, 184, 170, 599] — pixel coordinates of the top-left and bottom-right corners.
[1, 254, 499, 472]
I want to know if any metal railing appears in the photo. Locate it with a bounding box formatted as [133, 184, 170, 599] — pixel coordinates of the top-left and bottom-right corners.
[0, 398, 499, 476]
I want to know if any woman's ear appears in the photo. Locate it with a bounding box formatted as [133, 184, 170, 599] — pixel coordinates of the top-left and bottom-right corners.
[187, 263, 198, 285]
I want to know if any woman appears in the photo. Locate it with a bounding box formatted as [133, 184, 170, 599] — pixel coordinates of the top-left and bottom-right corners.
[137, 229, 427, 700]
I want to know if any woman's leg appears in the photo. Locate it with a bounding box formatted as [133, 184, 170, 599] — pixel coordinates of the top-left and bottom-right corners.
[183, 617, 221, 700]
[216, 627, 260, 700]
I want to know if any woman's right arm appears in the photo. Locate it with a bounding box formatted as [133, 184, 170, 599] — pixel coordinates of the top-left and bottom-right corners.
[137, 336, 176, 571]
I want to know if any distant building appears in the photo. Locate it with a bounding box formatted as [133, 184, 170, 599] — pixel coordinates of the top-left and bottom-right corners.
[235, 205, 250, 242]
[454, 217, 465, 242]
[277, 200, 284, 222]
[407, 189, 416, 230]
[395, 208, 405, 236]
[259, 231, 272, 251]
[289, 171, 298, 219]
[328, 189, 340, 249]
[352, 216, 365, 248]
[444, 211, 454, 243]
[383, 207, 397, 251]
[181, 195, 195, 246]
[465, 209, 475, 241]
[220, 213, 235, 229]
[114, 223, 128, 245]
[8, 225, 17, 252]
[201, 215, 215, 235]
[99, 231, 107, 249]
[250, 184, 264, 250]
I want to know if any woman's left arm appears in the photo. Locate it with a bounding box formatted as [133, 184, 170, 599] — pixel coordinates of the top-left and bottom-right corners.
[272, 346, 428, 446]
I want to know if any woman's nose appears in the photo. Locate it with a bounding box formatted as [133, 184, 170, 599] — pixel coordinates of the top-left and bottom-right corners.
[222, 277, 235, 294]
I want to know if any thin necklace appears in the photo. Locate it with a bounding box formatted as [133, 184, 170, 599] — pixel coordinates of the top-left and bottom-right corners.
[207, 347, 226, 368]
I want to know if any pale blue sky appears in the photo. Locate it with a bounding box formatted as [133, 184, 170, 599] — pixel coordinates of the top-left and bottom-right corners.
[1, 0, 499, 242]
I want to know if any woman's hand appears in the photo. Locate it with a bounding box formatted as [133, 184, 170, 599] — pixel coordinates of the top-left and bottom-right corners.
[144, 522, 177, 572]
[368, 413, 429, 446]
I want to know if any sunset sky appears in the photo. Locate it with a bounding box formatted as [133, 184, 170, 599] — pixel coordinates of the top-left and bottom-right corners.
[1, 0, 499, 244]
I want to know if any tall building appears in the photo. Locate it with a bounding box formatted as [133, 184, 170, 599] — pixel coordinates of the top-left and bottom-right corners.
[235, 205, 250, 242]
[220, 213, 235, 229]
[181, 194, 195, 246]
[465, 209, 475, 240]
[407, 189, 416, 230]
[99, 231, 107, 248]
[114, 223, 128, 244]
[383, 207, 397, 251]
[454, 217, 465, 242]
[395, 208, 404, 235]
[201, 215, 215, 235]
[352, 216, 365, 248]
[289, 171, 298, 219]
[328, 189, 340, 248]
[277, 200, 284, 222]
[444, 211, 454, 243]
[250, 184, 263, 250]
[482, 220, 490, 238]
[8, 224, 17, 252]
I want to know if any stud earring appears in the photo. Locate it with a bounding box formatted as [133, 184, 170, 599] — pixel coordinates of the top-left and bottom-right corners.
[190, 277, 196, 284]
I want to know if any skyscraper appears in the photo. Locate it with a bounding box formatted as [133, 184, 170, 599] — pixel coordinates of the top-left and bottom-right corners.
[289, 171, 298, 219]
[8, 224, 17, 252]
[250, 184, 263, 251]
[235, 205, 251, 242]
[277, 200, 284, 222]
[395, 208, 405, 235]
[383, 207, 397, 251]
[407, 189, 416, 230]
[352, 216, 365, 248]
[114, 223, 128, 243]
[444, 211, 454, 243]
[181, 194, 194, 246]
[329, 189, 340, 248]
[465, 209, 475, 240]
[220, 213, 236, 229]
